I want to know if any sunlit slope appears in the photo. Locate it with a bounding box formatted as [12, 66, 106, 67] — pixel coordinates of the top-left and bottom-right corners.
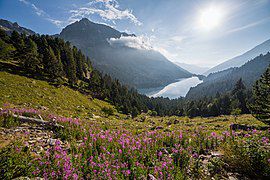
[0, 71, 114, 117]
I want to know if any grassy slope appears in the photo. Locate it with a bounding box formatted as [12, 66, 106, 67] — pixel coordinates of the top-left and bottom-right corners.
[0, 70, 266, 132]
[0, 71, 115, 118]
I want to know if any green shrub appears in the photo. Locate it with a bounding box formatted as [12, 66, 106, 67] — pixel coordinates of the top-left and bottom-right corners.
[101, 107, 115, 117]
[0, 141, 34, 179]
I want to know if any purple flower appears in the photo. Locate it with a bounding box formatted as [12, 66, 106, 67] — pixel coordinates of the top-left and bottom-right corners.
[211, 132, 217, 137]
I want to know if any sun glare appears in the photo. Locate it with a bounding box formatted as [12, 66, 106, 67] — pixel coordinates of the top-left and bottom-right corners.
[199, 6, 224, 31]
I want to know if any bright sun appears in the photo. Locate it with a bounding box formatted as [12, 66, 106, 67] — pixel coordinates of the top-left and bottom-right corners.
[199, 6, 224, 31]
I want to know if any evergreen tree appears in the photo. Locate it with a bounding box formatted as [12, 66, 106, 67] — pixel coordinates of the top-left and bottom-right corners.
[0, 29, 10, 42]
[23, 39, 40, 72]
[73, 47, 85, 79]
[62, 43, 77, 85]
[232, 78, 246, 94]
[10, 31, 25, 60]
[44, 46, 63, 78]
[131, 107, 139, 118]
[250, 65, 270, 124]
[0, 39, 15, 60]
[219, 94, 231, 115]
[232, 78, 249, 114]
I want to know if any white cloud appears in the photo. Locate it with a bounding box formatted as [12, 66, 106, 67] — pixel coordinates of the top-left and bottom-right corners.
[69, 0, 142, 26]
[108, 35, 178, 61]
[108, 35, 152, 50]
[31, 4, 46, 16]
[169, 36, 186, 43]
[47, 19, 64, 27]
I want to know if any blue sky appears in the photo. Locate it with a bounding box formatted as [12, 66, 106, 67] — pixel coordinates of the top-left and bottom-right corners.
[1, 0, 270, 67]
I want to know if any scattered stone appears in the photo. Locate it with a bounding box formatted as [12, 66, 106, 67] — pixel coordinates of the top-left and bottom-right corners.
[160, 147, 169, 155]
[28, 140, 37, 144]
[13, 177, 31, 180]
[93, 114, 101, 119]
[35, 146, 44, 154]
[13, 177, 44, 180]
[211, 151, 223, 157]
[48, 138, 58, 146]
[148, 174, 157, 180]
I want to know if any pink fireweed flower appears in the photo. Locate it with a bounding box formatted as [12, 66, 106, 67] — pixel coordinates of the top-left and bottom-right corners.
[179, 131, 183, 139]
[125, 170, 131, 176]
[158, 151, 162, 157]
[73, 173, 78, 180]
[192, 153, 198, 158]
[262, 137, 269, 144]
[162, 161, 167, 168]
[211, 132, 217, 137]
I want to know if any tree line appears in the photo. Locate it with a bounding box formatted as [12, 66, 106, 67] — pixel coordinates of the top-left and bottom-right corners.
[0, 29, 269, 122]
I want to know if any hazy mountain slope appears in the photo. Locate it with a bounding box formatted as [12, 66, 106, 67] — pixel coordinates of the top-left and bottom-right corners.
[174, 62, 209, 74]
[186, 53, 270, 99]
[205, 39, 270, 75]
[0, 19, 35, 35]
[58, 18, 192, 88]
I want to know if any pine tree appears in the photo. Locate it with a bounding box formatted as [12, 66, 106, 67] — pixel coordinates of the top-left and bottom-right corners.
[0, 39, 15, 60]
[44, 46, 63, 78]
[232, 78, 246, 94]
[61, 43, 77, 85]
[10, 31, 25, 61]
[250, 65, 270, 124]
[232, 78, 249, 114]
[23, 38, 40, 72]
[131, 107, 139, 118]
[73, 47, 85, 79]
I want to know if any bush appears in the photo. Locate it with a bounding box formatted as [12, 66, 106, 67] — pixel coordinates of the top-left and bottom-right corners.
[0, 142, 34, 179]
[101, 107, 115, 117]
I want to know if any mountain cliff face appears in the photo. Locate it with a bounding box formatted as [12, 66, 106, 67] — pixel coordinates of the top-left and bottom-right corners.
[205, 39, 270, 75]
[186, 52, 270, 99]
[0, 19, 35, 35]
[58, 18, 191, 88]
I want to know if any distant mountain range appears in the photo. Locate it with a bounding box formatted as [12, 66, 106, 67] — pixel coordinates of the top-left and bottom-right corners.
[58, 18, 192, 88]
[0, 19, 35, 35]
[174, 62, 209, 75]
[186, 52, 270, 99]
[205, 39, 270, 75]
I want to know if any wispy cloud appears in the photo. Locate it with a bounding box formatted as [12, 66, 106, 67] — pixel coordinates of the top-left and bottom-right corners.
[18, 0, 64, 28]
[226, 16, 270, 34]
[69, 0, 142, 26]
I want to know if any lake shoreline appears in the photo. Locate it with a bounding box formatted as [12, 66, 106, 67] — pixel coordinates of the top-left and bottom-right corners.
[139, 76, 203, 99]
